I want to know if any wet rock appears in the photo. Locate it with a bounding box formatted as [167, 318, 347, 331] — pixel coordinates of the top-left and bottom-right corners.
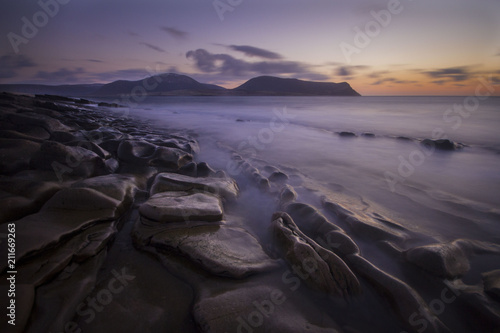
[322, 199, 409, 243]
[194, 284, 341, 333]
[177, 162, 197, 177]
[150, 172, 239, 200]
[482, 270, 500, 302]
[0, 139, 40, 174]
[30, 141, 107, 179]
[196, 162, 216, 177]
[0, 179, 60, 223]
[50, 131, 79, 143]
[140, 192, 223, 223]
[272, 212, 361, 298]
[404, 242, 470, 279]
[338, 131, 356, 137]
[421, 138, 462, 151]
[9, 111, 70, 134]
[347, 254, 449, 333]
[269, 171, 289, 183]
[280, 185, 297, 204]
[147, 225, 279, 278]
[118, 140, 192, 169]
[361, 132, 375, 137]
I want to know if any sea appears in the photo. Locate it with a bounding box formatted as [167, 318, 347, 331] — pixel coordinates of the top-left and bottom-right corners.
[105, 95, 500, 243]
[97, 95, 500, 332]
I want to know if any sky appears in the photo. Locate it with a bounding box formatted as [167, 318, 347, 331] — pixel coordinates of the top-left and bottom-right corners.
[0, 0, 499, 95]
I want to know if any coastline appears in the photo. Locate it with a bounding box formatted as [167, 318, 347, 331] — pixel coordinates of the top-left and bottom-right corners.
[0, 92, 499, 332]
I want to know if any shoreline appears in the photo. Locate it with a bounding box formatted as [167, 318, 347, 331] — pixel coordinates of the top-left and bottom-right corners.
[0, 92, 499, 332]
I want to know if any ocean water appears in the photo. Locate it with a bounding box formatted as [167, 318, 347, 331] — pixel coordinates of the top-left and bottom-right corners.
[98, 95, 500, 331]
[113, 95, 500, 244]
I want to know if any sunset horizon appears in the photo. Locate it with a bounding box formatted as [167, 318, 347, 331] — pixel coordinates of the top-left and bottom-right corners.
[1, 0, 499, 96]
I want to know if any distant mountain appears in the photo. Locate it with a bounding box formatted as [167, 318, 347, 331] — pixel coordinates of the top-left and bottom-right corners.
[94, 73, 225, 96]
[0, 83, 103, 96]
[0, 73, 360, 97]
[233, 76, 360, 96]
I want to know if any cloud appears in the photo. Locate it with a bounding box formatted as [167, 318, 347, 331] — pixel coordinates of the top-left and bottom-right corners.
[161, 26, 188, 40]
[186, 48, 328, 80]
[227, 45, 283, 59]
[0, 54, 36, 78]
[35, 67, 85, 82]
[337, 66, 352, 76]
[371, 77, 416, 85]
[87, 59, 103, 63]
[424, 67, 471, 82]
[140, 42, 166, 53]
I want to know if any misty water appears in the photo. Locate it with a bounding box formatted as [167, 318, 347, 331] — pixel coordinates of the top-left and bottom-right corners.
[113, 96, 499, 243]
[95, 95, 500, 331]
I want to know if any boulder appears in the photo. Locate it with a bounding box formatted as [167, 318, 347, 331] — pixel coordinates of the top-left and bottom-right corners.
[0, 139, 40, 174]
[30, 141, 107, 179]
[272, 212, 361, 298]
[404, 242, 470, 279]
[140, 192, 223, 223]
[150, 172, 239, 200]
[148, 225, 279, 278]
[482, 270, 500, 302]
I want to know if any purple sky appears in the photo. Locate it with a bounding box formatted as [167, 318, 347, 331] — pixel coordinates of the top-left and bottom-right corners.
[1, 0, 499, 95]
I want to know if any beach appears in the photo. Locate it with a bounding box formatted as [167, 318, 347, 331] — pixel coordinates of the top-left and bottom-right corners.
[0, 92, 500, 333]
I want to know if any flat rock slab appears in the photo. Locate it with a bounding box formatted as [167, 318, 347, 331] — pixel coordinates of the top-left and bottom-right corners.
[404, 242, 470, 279]
[140, 192, 223, 223]
[150, 225, 279, 278]
[482, 269, 500, 302]
[150, 172, 239, 200]
[194, 284, 341, 333]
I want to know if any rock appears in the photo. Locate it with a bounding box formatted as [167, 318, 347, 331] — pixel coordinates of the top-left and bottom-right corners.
[272, 212, 361, 298]
[148, 225, 279, 278]
[194, 284, 341, 333]
[338, 131, 356, 137]
[322, 199, 409, 243]
[177, 162, 197, 177]
[71, 174, 138, 212]
[482, 270, 500, 302]
[50, 131, 79, 143]
[30, 141, 107, 179]
[117, 140, 192, 169]
[361, 132, 375, 137]
[66, 140, 111, 159]
[150, 172, 239, 200]
[42, 187, 121, 212]
[8, 111, 70, 133]
[0, 179, 60, 223]
[196, 162, 216, 177]
[140, 192, 223, 223]
[269, 171, 289, 183]
[280, 185, 297, 204]
[421, 139, 462, 151]
[0, 139, 41, 174]
[346, 254, 449, 333]
[404, 242, 470, 279]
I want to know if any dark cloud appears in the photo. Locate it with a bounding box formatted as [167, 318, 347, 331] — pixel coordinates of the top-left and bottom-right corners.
[161, 27, 188, 40]
[87, 59, 103, 63]
[424, 67, 471, 82]
[227, 45, 283, 59]
[36, 68, 85, 82]
[0, 54, 36, 78]
[185, 48, 328, 80]
[140, 42, 166, 53]
[337, 66, 352, 76]
[371, 77, 416, 85]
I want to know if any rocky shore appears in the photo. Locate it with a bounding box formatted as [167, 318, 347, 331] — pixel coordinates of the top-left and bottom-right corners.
[0, 92, 499, 333]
